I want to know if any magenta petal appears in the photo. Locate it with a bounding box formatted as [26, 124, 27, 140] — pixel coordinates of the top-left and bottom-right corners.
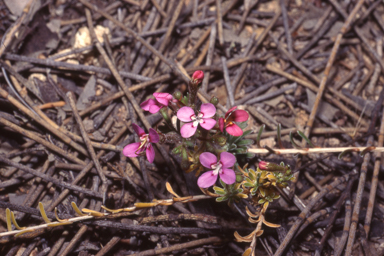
[197, 171, 217, 188]
[123, 142, 142, 157]
[154, 92, 172, 106]
[146, 144, 156, 163]
[180, 123, 197, 138]
[219, 152, 236, 168]
[200, 103, 216, 118]
[200, 118, 216, 130]
[225, 106, 237, 118]
[232, 110, 249, 122]
[219, 169, 236, 185]
[132, 123, 145, 136]
[148, 128, 159, 143]
[140, 99, 156, 111]
[226, 123, 243, 136]
[177, 107, 195, 122]
[219, 118, 224, 132]
[199, 152, 217, 168]
[148, 104, 162, 113]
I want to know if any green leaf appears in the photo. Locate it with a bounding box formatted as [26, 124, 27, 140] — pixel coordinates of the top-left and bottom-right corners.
[297, 130, 315, 148]
[256, 125, 265, 147]
[236, 139, 254, 146]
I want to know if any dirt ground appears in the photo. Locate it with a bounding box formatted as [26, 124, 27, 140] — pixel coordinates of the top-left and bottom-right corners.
[1, 0, 384, 255]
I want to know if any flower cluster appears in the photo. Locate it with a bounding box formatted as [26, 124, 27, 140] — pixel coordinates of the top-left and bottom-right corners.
[123, 70, 293, 212]
[120, 70, 296, 253]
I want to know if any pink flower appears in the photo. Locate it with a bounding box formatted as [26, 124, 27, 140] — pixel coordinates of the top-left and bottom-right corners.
[197, 152, 236, 188]
[219, 106, 249, 136]
[259, 161, 268, 170]
[140, 92, 173, 114]
[123, 124, 159, 163]
[191, 70, 204, 84]
[177, 103, 217, 138]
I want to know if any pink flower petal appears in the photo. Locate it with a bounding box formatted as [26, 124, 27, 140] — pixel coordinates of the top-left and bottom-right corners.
[123, 142, 142, 157]
[153, 92, 172, 106]
[146, 144, 156, 163]
[225, 106, 237, 119]
[200, 103, 216, 118]
[148, 104, 162, 113]
[180, 122, 198, 138]
[192, 70, 204, 84]
[219, 118, 224, 132]
[140, 99, 156, 111]
[219, 152, 236, 168]
[231, 110, 249, 122]
[177, 107, 195, 122]
[226, 123, 243, 136]
[132, 123, 145, 136]
[219, 169, 236, 185]
[199, 118, 216, 130]
[199, 152, 217, 168]
[148, 128, 159, 143]
[197, 171, 217, 188]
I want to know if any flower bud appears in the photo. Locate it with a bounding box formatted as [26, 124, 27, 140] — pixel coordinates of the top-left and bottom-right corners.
[259, 161, 288, 172]
[259, 161, 268, 170]
[191, 70, 204, 84]
[210, 96, 219, 106]
[173, 91, 182, 100]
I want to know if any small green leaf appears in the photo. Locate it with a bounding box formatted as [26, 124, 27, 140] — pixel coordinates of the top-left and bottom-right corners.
[256, 125, 265, 147]
[297, 130, 315, 148]
[236, 139, 254, 146]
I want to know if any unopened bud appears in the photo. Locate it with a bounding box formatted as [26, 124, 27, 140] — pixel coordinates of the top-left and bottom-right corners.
[191, 70, 204, 84]
[259, 161, 288, 172]
[173, 91, 182, 100]
[210, 96, 219, 106]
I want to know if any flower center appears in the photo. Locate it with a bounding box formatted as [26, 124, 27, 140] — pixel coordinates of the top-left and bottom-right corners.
[139, 134, 150, 149]
[211, 161, 223, 175]
[191, 112, 204, 127]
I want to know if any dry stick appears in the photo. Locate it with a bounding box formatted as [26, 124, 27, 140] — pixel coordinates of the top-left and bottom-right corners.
[148, 0, 185, 77]
[0, 65, 119, 152]
[59, 225, 88, 256]
[3, 53, 151, 81]
[82, 6, 155, 131]
[314, 177, 356, 256]
[0, 0, 34, 57]
[201, 24, 217, 93]
[248, 146, 384, 155]
[345, 88, 384, 254]
[79, 0, 190, 84]
[67, 91, 108, 204]
[334, 198, 352, 256]
[236, 0, 259, 35]
[0, 87, 88, 157]
[280, 0, 292, 54]
[231, 7, 281, 94]
[344, 140, 373, 255]
[215, 0, 235, 107]
[128, 236, 223, 256]
[47, 231, 69, 256]
[179, 0, 239, 66]
[273, 173, 353, 256]
[47, 125, 127, 211]
[150, 0, 167, 17]
[95, 236, 121, 256]
[265, 64, 369, 127]
[0, 154, 102, 198]
[329, 0, 384, 76]
[304, 0, 365, 139]
[363, 96, 384, 236]
[0, 118, 86, 165]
